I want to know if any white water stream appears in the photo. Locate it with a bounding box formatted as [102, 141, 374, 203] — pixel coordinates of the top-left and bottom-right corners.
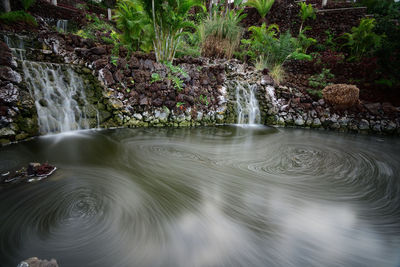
[22, 61, 93, 134]
[235, 82, 261, 125]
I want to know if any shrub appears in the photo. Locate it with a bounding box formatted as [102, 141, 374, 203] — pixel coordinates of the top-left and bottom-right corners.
[322, 84, 359, 109]
[242, 23, 309, 71]
[0, 10, 37, 25]
[199, 8, 245, 59]
[340, 18, 383, 61]
[76, 14, 116, 40]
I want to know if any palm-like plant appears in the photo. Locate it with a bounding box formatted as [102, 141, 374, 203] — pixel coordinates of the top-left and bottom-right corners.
[298, 2, 316, 33]
[143, 0, 205, 62]
[114, 0, 153, 52]
[245, 0, 275, 22]
[115, 0, 204, 62]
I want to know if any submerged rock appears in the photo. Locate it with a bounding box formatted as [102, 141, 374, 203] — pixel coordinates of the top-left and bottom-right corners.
[17, 257, 58, 267]
[1, 163, 56, 184]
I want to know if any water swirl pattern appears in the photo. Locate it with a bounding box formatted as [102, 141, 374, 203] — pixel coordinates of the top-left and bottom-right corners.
[1, 127, 400, 267]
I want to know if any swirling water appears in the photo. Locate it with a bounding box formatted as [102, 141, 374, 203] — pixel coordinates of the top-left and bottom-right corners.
[0, 127, 400, 267]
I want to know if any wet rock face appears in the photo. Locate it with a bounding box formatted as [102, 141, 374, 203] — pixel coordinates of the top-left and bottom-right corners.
[0, 41, 13, 68]
[0, 83, 19, 103]
[0, 66, 22, 84]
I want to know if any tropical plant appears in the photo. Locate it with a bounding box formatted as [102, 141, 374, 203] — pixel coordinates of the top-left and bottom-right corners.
[296, 26, 317, 54]
[145, 0, 205, 62]
[340, 18, 382, 61]
[114, 0, 153, 52]
[21, 0, 36, 11]
[242, 23, 306, 70]
[298, 2, 316, 33]
[115, 0, 204, 62]
[175, 31, 201, 58]
[199, 8, 246, 59]
[245, 0, 275, 22]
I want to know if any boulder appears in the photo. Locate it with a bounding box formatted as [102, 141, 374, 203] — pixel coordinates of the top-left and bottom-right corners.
[322, 84, 359, 110]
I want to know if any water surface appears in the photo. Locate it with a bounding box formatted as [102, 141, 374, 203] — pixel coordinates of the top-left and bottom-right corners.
[1, 127, 400, 267]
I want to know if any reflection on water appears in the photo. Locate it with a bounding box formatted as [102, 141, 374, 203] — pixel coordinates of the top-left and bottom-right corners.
[1, 127, 400, 267]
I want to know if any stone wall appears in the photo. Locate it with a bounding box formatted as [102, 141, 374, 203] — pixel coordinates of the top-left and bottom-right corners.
[1, 29, 399, 145]
[0, 41, 38, 144]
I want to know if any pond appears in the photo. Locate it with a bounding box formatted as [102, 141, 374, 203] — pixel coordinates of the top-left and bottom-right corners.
[1, 126, 400, 267]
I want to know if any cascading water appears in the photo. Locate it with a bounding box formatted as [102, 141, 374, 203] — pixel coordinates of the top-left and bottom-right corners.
[3, 34, 26, 60]
[56, 20, 68, 33]
[22, 61, 94, 134]
[235, 82, 261, 125]
[3, 33, 99, 134]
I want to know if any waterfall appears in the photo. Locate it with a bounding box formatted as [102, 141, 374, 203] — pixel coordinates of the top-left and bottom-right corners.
[235, 82, 261, 125]
[22, 61, 95, 134]
[56, 20, 68, 33]
[3, 34, 26, 60]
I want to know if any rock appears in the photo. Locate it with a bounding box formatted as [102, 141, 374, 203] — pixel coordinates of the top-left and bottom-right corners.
[261, 75, 274, 86]
[155, 109, 169, 122]
[372, 123, 381, 132]
[93, 58, 108, 70]
[89, 46, 107, 55]
[364, 102, 381, 115]
[318, 99, 325, 106]
[312, 118, 321, 127]
[359, 119, 370, 130]
[98, 68, 114, 86]
[153, 98, 163, 107]
[140, 96, 149, 106]
[382, 102, 398, 114]
[109, 98, 123, 109]
[15, 132, 29, 141]
[294, 117, 304, 126]
[322, 84, 359, 109]
[383, 121, 397, 132]
[0, 66, 22, 83]
[133, 113, 143, 120]
[113, 70, 124, 83]
[18, 257, 58, 267]
[0, 83, 19, 103]
[0, 127, 15, 137]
